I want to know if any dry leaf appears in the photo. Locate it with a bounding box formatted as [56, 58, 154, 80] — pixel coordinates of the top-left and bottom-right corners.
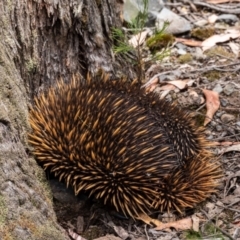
[159, 84, 176, 91]
[176, 38, 202, 47]
[145, 81, 159, 93]
[192, 215, 200, 232]
[68, 229, 87, 240]
[233, 220, 240, 227]
[212, 141, 240, 146]
[142, 77, 159, 91]
[166, 80, 189, 90]
[138, 214, 200, 232]
[189, 90, 205, 104]
[160, 89, 171, 99]
[154, 217, 193, 231]
[157, 80, 191, 92]
[208, 14, 218, 24]
[228, 42, 239, 56]
[186, 79, 195, 87]
[221, 144, 240, 153]
[202, 89, 220, 126]
[137, 214, 163, 226]
[202, 30, 240, 51]
[129, 29, 150, 48]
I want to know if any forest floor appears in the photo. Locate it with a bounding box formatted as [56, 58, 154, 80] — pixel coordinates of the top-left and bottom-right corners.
[50, 1, 240, 240]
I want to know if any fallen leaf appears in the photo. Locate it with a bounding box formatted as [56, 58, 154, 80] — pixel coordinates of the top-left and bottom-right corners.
[158, 80, 191, 92]
[137, 214, 163, 226]
[221, 144, 240, 154]
[142, 77, 159, 91]
[228, 42, 239, 56]
[165, 80, 189, 90]
[189, 90, 205, 104]
[233, 220, 240, 227]
[186, 79, 195, 87]
[202, 89, 220, 126]
[212, 141, 240, 146]
[159, 84, 176, 91]
[160, 89, 171, 99]
[154, 217, 193, 231]
[176, 38, 202, 47]
[208, 14, 218, 24]
[145, 81, 158, 92]
[202, 30, 240, 51]
[129, 29, 150, 48]
[138, 214, 200, 232]
[68, 229, 87, 240]
[192, 215, 200, 232]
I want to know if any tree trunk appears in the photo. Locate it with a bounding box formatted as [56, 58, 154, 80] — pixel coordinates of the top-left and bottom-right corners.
[0, 0, 126, 239]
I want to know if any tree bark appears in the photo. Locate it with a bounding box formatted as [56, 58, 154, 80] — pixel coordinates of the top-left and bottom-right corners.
[0, 0, 126, 239]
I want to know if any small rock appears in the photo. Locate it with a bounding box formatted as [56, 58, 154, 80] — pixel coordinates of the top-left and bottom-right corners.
[210, 121, 216, 127]
[223, 83, 235, 96]
[206, 134, 214, 140]
[212, 83, 223, 93]
[123, 0, 164, 23]
[156, 8, 192, 34]
[220, 99, 228, 107]
[216, 111, 225, 117]
[217, 14, 239, 23]
[221, 113, 236, 123]
[123, 1, 139, 23]
[201, 78, 209, 84]
[193, 47, 206, 60]
[216, 125, 223, 132]
[175, 42, 187, 51]
[236, 121, 240, 127]
[159, 74, 176, 82]
[220, 131, 228, 137]
[148, 0, 164, 12]
[177, 48, 187, 55]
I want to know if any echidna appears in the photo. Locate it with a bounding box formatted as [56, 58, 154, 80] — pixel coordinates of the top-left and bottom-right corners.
[28, 75, 221, 218]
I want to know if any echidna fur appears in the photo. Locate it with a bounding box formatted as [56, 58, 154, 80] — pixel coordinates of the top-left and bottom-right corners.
[28, 75, 221, 218]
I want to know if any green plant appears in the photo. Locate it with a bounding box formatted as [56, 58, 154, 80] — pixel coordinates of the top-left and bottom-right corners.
[112, 0, 171, 81]
[129, 0, 148, 31]
[112, 28, 134, 55]
[184, 229, 202, 239]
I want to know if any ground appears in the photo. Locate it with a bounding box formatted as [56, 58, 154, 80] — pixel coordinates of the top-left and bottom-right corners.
[46, 2, 240, 240]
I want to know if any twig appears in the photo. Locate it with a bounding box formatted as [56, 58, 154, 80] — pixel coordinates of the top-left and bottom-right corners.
[216, 202, 240, 214]
[144, 224, 150, 240]
[193, 1, 240, 14]
[224, 172, 240, 197]
[213, 133, 240, 141]
[143, 61, 240, 88]
[195, 103, 206, 112]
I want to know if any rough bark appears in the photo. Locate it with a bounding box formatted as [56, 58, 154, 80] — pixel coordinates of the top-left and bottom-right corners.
[0, 0, 125, 239]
